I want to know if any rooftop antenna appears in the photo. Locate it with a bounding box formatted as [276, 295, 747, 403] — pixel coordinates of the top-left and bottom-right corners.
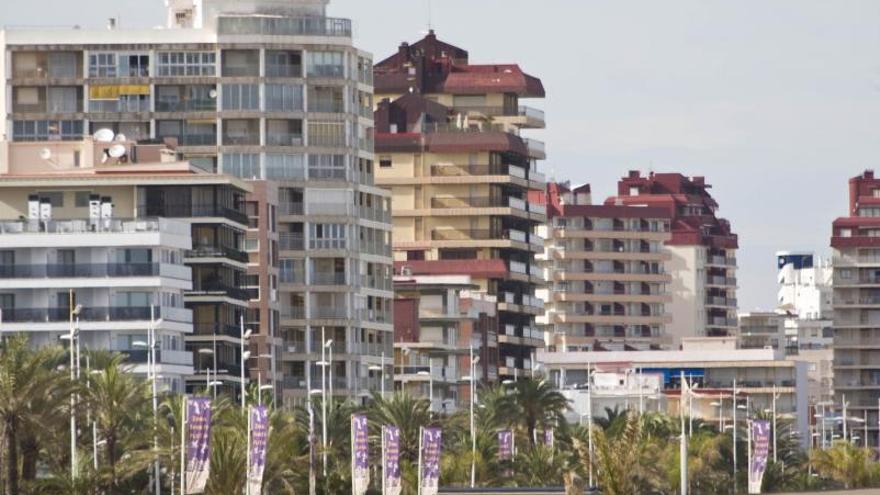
[426, 0, 433, 32]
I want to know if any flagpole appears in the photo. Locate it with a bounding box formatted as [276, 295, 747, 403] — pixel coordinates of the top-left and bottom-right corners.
[417, 427, 423, 495]
[680, 371, 687, 495]
[246, 406, 252, 495]
[180, 396, 186, 495]
[350, 415, 355, 495]
[747, 416, 752, 494]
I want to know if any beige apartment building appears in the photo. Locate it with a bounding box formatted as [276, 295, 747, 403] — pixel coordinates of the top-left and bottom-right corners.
[374, 31, 547, 382]
[536, 182, 674, 351]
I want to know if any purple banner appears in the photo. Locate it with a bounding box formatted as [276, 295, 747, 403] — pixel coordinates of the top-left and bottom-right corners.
[247, 406, 269, 495]
[351, 415, 370, 495]
[419, 427, 442, 495]
[184, 397, 212, 494]
[749, 420, 771, 494]
[544, 428, 554, 449]
[383, 425, 402, 495]
[497, 430, 513, 461]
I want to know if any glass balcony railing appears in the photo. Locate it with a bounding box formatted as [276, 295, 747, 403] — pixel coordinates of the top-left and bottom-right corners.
[218, 16, 352, 38]
[0, 263, 159, 279]
[0, 306, 183, 323]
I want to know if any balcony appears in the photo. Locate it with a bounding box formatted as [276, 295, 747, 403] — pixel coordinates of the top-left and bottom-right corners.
[360, 207, 391, 224]
[308, 168, 347, 180]
[310, 272, 346, 285]
[361, 274, 392, 292]
[1, 306, 180, 323]
[523, 138, 546, 160]
[0, 218, 175, 235]
[188, 281, 249, 301]
[186, 245, 249, 264]
[122, 349, 193, 366]
[707, 317, 738, 327]
[218, 16, 352, 37]
[313, 306, 348, 319]
[281, 306, 306, 320]
[266, 133, 304, 147]
[155, 100, 216, 112]
[279, 233, 305, 251]
[706, 296, 737, 307]
[708, 255, 736, 267]
[509, 260, 528, 274]
[0, 263, 160, 279]
[279, 203, 304, 216]
[141, 203, 247, 226]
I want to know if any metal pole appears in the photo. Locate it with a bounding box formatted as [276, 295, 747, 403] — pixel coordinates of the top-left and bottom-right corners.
[732, 379, 737, 495]
[680, 371, 687, 495]
[843, 394, 848, 443]
[212, 332, 218, 400]
[469, 345, 476, 488]
[69, 293, 77, 481]
[587, 362, 594, 488]
[241, 315, 246, 411]
[151, 305, 161, 495]
[180, 397, 186, 495]
[772, 384, 777, 464]
[246, 405, 251, 495]
[329, 344, 334, 407]
[380, 351, 386, 397]
[417, 426, 423, 495]
[321, 326, 327, 478]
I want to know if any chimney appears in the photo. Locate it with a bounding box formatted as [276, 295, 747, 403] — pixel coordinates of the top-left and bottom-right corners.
[692, 176, 705, 187]
[107, 18, 117, 30]
[865, 170, 875, 180]
[628, 170, 640, 179]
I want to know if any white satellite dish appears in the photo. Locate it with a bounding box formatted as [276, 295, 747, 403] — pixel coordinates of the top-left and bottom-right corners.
[209, 89, 218, 99]
[39, 148, 52, 161]
[93, 128, 115, 143]
[115, 133, 127, 142]
[108, 144, 127, 159]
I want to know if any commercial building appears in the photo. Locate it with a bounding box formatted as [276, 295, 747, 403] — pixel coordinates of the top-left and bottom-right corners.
[374, 31, 546, 383]
[539, 338, 810, 444]
[535, 182, 674, 351]
[606, 171, 739, 345]
[0, 0, 394, 405]
[831, 170, 880, 444]
[393, 274, 496, 412]
[0, 138, 251, 396]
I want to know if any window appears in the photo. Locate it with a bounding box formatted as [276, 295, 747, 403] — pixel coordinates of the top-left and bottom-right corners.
[74, 191, 91, 207]
[0, 294, 14, 310]
[223, 153, 261, 179]
[47, 87, 79, 113]
[265, 154, 305, 180]
[116, 249, 152, 263]
[308, 154, 346, 180]
[38, 191, 64, 207]
[13, 120, 83, 142]
[89, 53, 117, 77]
[265, 84, 303, 111]
[310, 223, 346, 249]
[244, 238, 259, 252]
[307, 51, 344, 78]
[222, 84, 260, 111]
[157, 52, 216, 77]
[118, 54, 150, 77]
[307, 121, 346, 147]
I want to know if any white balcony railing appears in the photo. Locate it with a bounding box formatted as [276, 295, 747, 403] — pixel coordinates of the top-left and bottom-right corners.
[508, 197, 526, 210]
[509, 261, 527, 274]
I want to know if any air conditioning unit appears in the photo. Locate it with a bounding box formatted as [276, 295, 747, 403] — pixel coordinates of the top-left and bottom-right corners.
[400, 266, 413, 277]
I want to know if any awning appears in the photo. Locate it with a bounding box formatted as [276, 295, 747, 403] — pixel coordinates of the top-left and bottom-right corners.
[89, 84, 150, 100]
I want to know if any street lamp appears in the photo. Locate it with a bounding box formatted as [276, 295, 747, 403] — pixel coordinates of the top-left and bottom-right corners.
[67, 301, 82, 480]
[198, 348, 215, 396]
[463, 346, 480, 488]
[241, 316, 252, 411]
[417, 369, 433, 413]
[257, 353, 275, 408]
[368, 363, 385, 397]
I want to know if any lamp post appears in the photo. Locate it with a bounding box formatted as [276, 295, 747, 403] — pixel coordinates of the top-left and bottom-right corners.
[257, 354, 275, 408]
[369, 360, 384, 397]
[732, 379, 738, 495]
[587, 362, 594, 488]
[417, 367, 434, 414]
[463, 345, 480, 488]
[67, 299, 83, 480]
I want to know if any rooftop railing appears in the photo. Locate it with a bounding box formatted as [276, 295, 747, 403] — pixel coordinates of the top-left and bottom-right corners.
[217, 16, 352, 38]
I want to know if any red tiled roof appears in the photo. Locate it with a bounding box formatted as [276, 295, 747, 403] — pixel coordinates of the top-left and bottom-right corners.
[441, 64, 545, 97]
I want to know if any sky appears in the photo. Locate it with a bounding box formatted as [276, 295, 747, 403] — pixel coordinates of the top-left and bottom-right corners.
[3, 0, 880, 311]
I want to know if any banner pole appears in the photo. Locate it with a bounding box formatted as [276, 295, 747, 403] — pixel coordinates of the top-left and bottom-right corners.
[350, 415, 355, 495]
[180, 396, 186, 495]
[417, 427, 423, 495]
[246, 406, 251, 495]
[381, 426, 386, 495]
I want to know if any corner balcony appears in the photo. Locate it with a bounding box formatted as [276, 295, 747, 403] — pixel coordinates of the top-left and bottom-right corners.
[523, 138, 546, 160]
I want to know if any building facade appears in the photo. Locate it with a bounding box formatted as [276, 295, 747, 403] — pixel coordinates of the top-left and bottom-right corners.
[374, 31, 547, 383]
[0, 138, 250, 396]
[831, 170, 880, 444]
[536, 182, 674, 352]
[738, 312, 786, 351]
[0, 0, 394, 405]
[607, 171, 739, 346]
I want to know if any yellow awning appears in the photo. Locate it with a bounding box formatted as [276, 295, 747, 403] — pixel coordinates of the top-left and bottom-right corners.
[89, 84, 150, 99]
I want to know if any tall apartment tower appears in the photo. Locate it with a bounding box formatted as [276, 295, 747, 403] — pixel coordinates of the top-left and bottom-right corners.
[0, 0, 393, 406]
[374, 31, 547, 384]
[607, 171, 739, 346]
[535, 182, 674, 352]
[831, 170, 880, 440]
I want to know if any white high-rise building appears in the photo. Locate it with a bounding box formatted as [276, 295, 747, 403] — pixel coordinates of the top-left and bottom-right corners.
[777, 251, 833, 320]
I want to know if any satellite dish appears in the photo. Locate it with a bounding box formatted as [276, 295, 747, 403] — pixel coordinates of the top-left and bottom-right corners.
[115, 133, 127, 142]
[108, 144, 127, 159]
[93, 128, 115, 143]
[39, 148, 52, 161]
[209, 89, 218, 99]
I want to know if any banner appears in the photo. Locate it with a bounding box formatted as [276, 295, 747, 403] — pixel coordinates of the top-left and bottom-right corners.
[497, 430, 513, 461]
[247, 406, 270, 495]
[544, 428, 554, 449]
[382, 425, 402, 495]
[749, 420, 771, 494]
[351, 414, 370, 495]
[419, 427, 442, 495]
[184, 397, 213, 494]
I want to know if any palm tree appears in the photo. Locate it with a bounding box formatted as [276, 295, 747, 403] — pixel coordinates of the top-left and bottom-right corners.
[0, 336, 66, 495]
[509, 378, 568, 447]
[810, 440, 880, 489]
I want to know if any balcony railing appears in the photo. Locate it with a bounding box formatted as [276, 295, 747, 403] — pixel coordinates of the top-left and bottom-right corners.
[218, 16, 353, 37]
[313, 306, 348, 319]
[188, 281, 250, 301]
[141, 203, 248, 226]
[162, 134, 217, 146]
[281, 307, 306, 320]
[279, 233, 305, 251]
[0, 218, 183, 235]
[361, 274, 392, 291]
[266, 133, 304, 147]
[310, 272, 346, 285]
[1, 306, 174, 323]
[186, 245, 249, 263]
[0, 263, 160, 279]
[266, 65, 303, 78]
[279, 203, 304, 216]
[155, 100, 216, 112]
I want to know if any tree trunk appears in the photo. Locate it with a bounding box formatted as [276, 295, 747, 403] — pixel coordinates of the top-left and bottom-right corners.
[5, 416, 19, 495]
[106, 433, 117, 488]
[19, 433, 37, 482]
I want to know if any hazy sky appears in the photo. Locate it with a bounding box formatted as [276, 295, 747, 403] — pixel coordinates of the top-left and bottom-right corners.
[4, 1, 880, 311]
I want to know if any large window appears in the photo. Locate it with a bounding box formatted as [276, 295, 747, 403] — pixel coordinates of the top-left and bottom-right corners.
[89, 53, 117, 78]
[265, 154, 305, 180]
[222, 84, 260, 111]
[308, 121, 346, 147]
[12, 120, 83, 141]
[157, 52, 217, 77]
[265, 84, 303, 111]
[310, 223, 347, 249]
[223, 153, 261, 179]
[307, 51, 344, 78]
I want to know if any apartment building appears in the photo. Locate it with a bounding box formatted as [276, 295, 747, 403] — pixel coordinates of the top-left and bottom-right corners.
[607, 171, 739, 345]
[738, 312, 786, 351]
[393, 275, 497, 412]
[0, 138, 251, 396]
[535, 182, 674, 351]
[374, 31, 547, 383]
[0, 0, 394, 405]
[776, 251, 834, 405]
[831, 170, 880, 444]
